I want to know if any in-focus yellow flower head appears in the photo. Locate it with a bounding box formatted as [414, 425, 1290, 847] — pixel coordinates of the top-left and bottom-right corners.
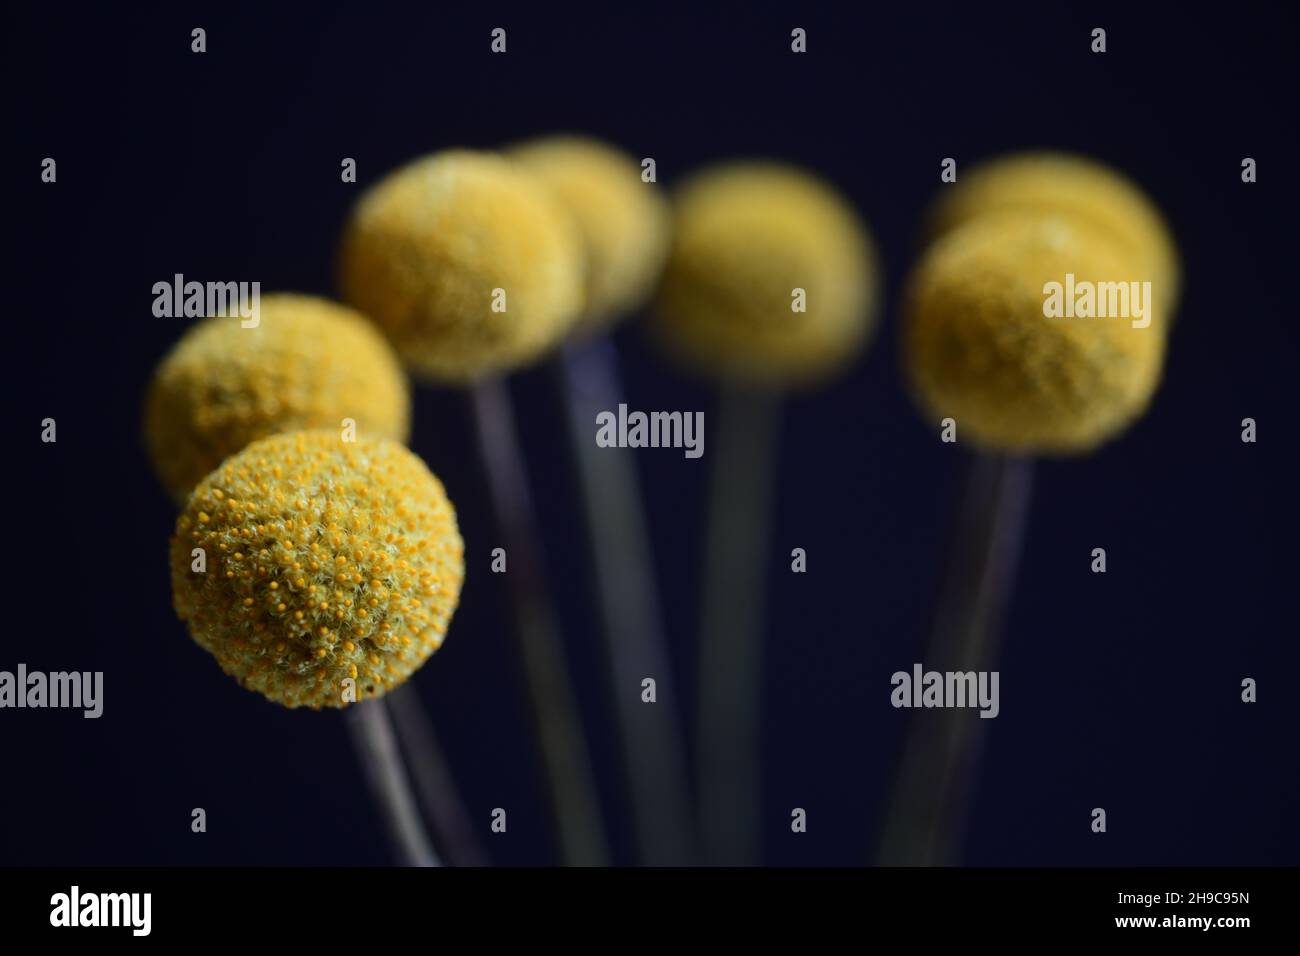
[144, 293, 410, 503]
[903, 213, 1168, 455]
[170, 430, 465, 710]
[510, 135, 670, 334]
[651, 162, 880, 388]
[337, 149, 584, 383]
[926, 151, 1181, 320]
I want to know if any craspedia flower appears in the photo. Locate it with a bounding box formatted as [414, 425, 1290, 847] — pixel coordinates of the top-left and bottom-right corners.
[926, 152, 1181, 320]
[651, 162, 880, 387]
[337, 149, 584, 383]
[903, 213, 1167, 454]
[144, 293, 410, 503]
[169, 430, 465, 709]
[510, 135, 670, 333]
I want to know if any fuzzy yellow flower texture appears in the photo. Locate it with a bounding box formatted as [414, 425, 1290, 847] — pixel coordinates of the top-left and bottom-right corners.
[169, 430, 465, 710]
[510, 135, 671, 333]
[144, 293, 410, 503]
[926, 152, 1182, 324]
[652, 162, 880, 388]
[337, 149, 585, 383]
[903, 213, 1168, 454]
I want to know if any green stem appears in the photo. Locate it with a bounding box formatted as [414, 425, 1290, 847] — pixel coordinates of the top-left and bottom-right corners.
[557, 337, 696, 866]
[877, 454, 1034, 866]
[470, 377, 610, 867]
[344, 697, 440, 867]
[386, 684, 489, 866]
[696, 384, 782, 866]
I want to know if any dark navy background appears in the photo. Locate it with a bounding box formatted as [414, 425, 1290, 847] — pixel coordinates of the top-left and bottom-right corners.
[5, 1, 1296, 866]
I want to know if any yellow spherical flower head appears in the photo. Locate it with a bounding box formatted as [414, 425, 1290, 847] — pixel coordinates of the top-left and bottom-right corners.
[926, 152, 1181, 321]
[144, 294, 410, 504]
[651, 162, 879, 388]
[510, 135, 670, 334]
[337, 149, 584, 383]
[170, 430, 465, 709]
[903, 213, 1168, 455]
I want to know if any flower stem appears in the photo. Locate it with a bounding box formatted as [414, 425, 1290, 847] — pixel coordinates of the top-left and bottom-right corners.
[696, 384, 782, 866]
[877, 454, 1034, 865]
[556, 337, 696, 866]
[471, 376, 610, 866]
[344, 697, 439, 867]
[386, 684, 489, 866]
